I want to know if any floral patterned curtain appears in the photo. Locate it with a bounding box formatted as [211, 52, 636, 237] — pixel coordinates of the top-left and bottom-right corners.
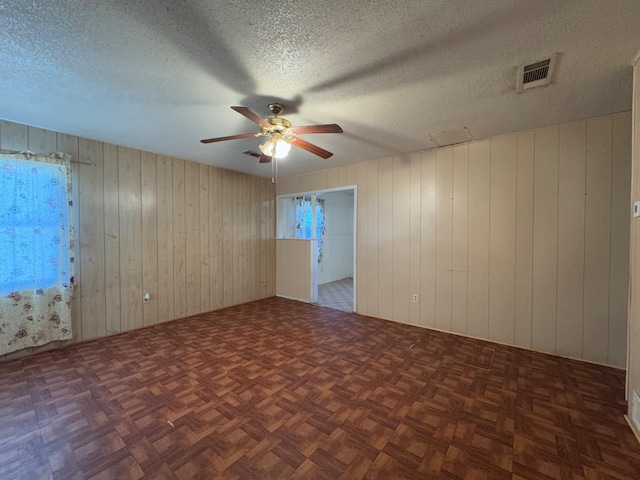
[294, 196, 325, 263]
[0, 150, 74, 355]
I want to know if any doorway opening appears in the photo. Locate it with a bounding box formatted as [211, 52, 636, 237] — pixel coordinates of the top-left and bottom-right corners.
[316, 189, 354, 312]
[276, 186, 356, 312]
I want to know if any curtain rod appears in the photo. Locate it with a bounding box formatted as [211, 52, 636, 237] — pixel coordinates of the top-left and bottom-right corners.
[0, 149, 93, 166]
[69, 159, 94, 166]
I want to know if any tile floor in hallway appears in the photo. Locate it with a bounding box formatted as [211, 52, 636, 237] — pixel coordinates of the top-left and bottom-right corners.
[318, 277, 353, 312]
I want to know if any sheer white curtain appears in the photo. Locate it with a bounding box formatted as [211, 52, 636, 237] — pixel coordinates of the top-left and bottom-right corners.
[0, 150, 74, 355]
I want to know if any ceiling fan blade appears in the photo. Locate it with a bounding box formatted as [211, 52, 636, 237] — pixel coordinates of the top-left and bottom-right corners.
[291, 124, 343, 135]
[243, 150, 272, 163]
[292, 138, 333, 159]
[201, 132, 256, 144]
[231, 106, 271, 128]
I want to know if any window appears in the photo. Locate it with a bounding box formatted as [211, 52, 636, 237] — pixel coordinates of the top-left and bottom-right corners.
[0, 152, 74, 356]
[0, 157, 71, 294]
[294, 196, 325, 262]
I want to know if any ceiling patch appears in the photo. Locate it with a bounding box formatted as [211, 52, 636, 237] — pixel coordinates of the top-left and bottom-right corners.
[429, 127, 473, 147]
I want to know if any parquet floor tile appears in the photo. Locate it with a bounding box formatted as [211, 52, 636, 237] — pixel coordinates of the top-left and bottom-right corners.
[1, 297, 639, 479]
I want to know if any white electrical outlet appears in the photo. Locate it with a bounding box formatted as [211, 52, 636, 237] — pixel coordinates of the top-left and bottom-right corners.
[412, 294, 419, 303]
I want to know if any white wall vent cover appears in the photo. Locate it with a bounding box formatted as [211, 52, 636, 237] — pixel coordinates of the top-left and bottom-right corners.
[517, 53, 558, 92]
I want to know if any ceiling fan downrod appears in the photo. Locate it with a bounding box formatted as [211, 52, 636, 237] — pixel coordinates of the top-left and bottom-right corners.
[268, 103, 285, 116]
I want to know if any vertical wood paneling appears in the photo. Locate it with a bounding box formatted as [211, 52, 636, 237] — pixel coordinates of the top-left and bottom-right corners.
[435, 148, 453, 331]
[409, 153, 421, 325]
[489, 135, 517, 345]
[377, 157, 393, 320]
[260, 176, 266, 297]
[609, 112, 631, 367]
[326, 168, 340, 190]
[0, 119, 276, 358]
[222, 170, 234, 306]
[556, 122, 586, 359]
[451, 145, 468, 334]
[338, 166, 347, 186]
[276, 238, 286, 298]
[156, 156, 174, 322]
[57, 134, 82, 341]
[78, 138, 106, 340]
[0, 110, 630, 368]
[532, 126, 559, 354]
[199, 164, 210, 313]
[268, 181, 277, 297]
[0, 121, 28, 149]
[392, 155, 411, 323]
[28, 127, 56, 153]
[628, 61, 640, 417]
[250, 176, 260, 301]
[141, 152, 158, 326]
[296, 172, 310, 193]
[583, 117, 612, 363]
[515, 131, 534, 349]
[117, 147, 142, 332]
[184, 161, 200, 315]
[172, 158, 187, 318]
[316, 170, 329, 192]
[420, 151, 437, 328]
[366, 161, 379, 317]
[232, 173, 242, 305]
[276, 112, 630, 368]
[378, 158, 399, 319]
[264, 181, 272, 297]
[28, 127, 57, 153]
[346, 164, 358, 186]
[242, 174, 251, 302]
[210, 167, 224, 309]
[276, 240, 313, 302]
[467, 141, 491, 339]
[356, 162, 368, 315]
[103, 144, 121, 334]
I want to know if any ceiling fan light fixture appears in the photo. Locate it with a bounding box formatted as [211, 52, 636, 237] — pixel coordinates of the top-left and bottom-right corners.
[260, 137, 291, 159]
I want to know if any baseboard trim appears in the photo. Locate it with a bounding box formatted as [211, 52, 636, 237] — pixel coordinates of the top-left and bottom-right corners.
[625, 415, 640, 446]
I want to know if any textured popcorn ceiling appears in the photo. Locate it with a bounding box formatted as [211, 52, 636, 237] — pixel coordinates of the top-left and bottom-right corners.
[1, 0, 639, 177]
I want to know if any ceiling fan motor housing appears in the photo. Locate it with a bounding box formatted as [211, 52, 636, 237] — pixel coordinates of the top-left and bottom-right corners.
[266, 116, 292, 131]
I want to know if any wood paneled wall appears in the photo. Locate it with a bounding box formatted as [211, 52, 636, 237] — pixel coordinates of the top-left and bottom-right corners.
[0, 119, 276, 351]
[628, 58, 640, 427]
[276, 239, 315, 302]
[277, 112, 632, 367]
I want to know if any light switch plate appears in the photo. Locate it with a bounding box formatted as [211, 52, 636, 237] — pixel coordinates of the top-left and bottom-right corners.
[634, 201, 640, 218]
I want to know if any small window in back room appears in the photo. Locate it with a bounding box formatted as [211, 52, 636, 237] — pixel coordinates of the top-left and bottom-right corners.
[294, 196, 325, 262]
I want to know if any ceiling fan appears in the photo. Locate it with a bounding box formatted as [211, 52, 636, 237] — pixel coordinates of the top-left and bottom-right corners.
[200, 103, 343, 163]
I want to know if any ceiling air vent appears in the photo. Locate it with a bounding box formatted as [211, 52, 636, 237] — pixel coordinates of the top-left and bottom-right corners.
[517, 53, 558, 92]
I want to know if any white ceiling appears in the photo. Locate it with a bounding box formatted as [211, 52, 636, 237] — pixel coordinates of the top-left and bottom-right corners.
[1, 1, 639, 177]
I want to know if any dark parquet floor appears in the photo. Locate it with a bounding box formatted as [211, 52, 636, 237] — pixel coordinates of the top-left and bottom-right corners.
[1, 297, 639, 479]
